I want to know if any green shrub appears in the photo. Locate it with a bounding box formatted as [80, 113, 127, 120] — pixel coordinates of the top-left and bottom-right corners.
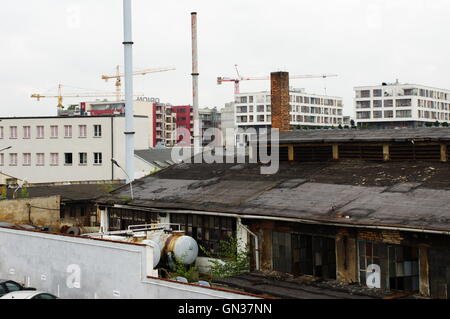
[200, 236, 250, 280]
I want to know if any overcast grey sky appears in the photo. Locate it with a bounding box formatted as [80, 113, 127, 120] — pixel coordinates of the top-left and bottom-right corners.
[1, 0, 450, 117]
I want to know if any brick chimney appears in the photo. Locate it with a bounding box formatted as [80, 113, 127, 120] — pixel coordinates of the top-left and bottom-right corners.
[271, 71, 290, 132]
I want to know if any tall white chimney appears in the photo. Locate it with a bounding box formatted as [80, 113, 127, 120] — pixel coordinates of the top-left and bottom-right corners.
[191, 12, 201, 154]
[123, 0, 135, 183]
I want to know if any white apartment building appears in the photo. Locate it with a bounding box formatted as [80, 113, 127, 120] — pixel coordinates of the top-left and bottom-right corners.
[233, 89, 344, 144]
[0, 115, 149, 184]
[354, 81, 450, 128]
[234, 89, 344, 129]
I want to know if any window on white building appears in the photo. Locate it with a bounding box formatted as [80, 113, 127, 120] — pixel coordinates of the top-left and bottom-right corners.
[64, 153, 73, 165]
[94, 125, 102, 137]
[50, 126, 58, 138]
[37, 126, 44, 138]
[0, 126, 3, 139]
[23, 153, 31, 166]
[9, 153, 17, 166]
[396, 110, 412, 118]
[23, 126, 31, 139]
[10, 126, 17, 139]
[50, 153, 59, 166]
[64, 125, 72, 138]
[94, 152, 103, 165]
[79, 153, 87, 165]
[79, 125, 87, 138]
[384, 110, 394, 118]
[36, 153, 45, 166]
[0, 154, 4, 166]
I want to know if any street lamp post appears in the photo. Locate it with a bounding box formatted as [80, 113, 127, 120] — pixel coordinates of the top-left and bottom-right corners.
[111, 159, 134, 200]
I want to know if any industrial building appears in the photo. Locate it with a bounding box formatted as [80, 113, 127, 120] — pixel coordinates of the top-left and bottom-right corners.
[93, 127, 450, 298]
[354, 81, 450, 128]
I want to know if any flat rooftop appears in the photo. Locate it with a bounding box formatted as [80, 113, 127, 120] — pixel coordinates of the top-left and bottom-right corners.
[271, 127, 450, 144]
[104, 159, 450, 233]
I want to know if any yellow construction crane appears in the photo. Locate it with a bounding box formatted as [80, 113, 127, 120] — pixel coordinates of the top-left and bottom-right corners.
[31, 84, 143, 109]
[101, 65, 176, 101]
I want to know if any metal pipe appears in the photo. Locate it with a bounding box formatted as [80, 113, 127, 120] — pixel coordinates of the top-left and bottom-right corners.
[111, 159, 134, 200]
[191, 12, 201, 154]
[123, 0, 135, 183]
[237, 218, 260, 271]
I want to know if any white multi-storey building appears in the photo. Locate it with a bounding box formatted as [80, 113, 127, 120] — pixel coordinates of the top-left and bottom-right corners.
[0, 115, 149, 184]
[234, 89, 344, 130]
[233, 89, 344, 145]
[354, 81, 450, 128]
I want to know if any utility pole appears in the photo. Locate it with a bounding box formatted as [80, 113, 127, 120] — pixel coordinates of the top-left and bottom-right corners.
[123, 0, 135, 183]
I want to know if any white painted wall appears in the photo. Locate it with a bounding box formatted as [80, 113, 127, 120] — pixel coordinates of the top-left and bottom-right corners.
[0, 227, 258, 299]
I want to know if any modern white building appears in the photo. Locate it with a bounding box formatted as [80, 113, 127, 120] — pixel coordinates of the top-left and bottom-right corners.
[233, 89, 344, 144]
[354, 81, 450, 128]
[234, 89, 344, 129]
[0, 115, 149, 184]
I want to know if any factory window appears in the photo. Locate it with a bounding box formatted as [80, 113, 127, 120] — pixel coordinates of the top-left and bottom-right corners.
[79, 153, 87, 165]
[94, 125, 102, 137]
[358, 241, 419, 292]
[170, 214, 236, 257]
[23, 126, 31, 139]
[50, 126, 58, 138]
[23, 153, 31, 166]
[0, 154, 4, 166]
[10, 126, 17, 139]
[36, 126, 44, 139]
[108, 208, 158, 231]
[9, 153, 17, 166]
[239, 97, 247, 103]
[79, 125, 87, 138]
[249, 96, 254, 103]
[50, 153, 59, 166]
[64, 153, 73, 165]
[64, 125, 72, 138]
[36, 153, 45, 166]
[69, 207, 76, 218]
[94, 152, 103, 165]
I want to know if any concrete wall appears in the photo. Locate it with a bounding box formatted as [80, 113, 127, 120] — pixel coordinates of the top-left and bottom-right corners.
[0, 227, 258, 299]
[0, 196, 60, 229]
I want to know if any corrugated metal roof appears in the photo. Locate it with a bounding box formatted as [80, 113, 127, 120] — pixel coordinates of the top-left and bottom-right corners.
[106, 160, 450, 233]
